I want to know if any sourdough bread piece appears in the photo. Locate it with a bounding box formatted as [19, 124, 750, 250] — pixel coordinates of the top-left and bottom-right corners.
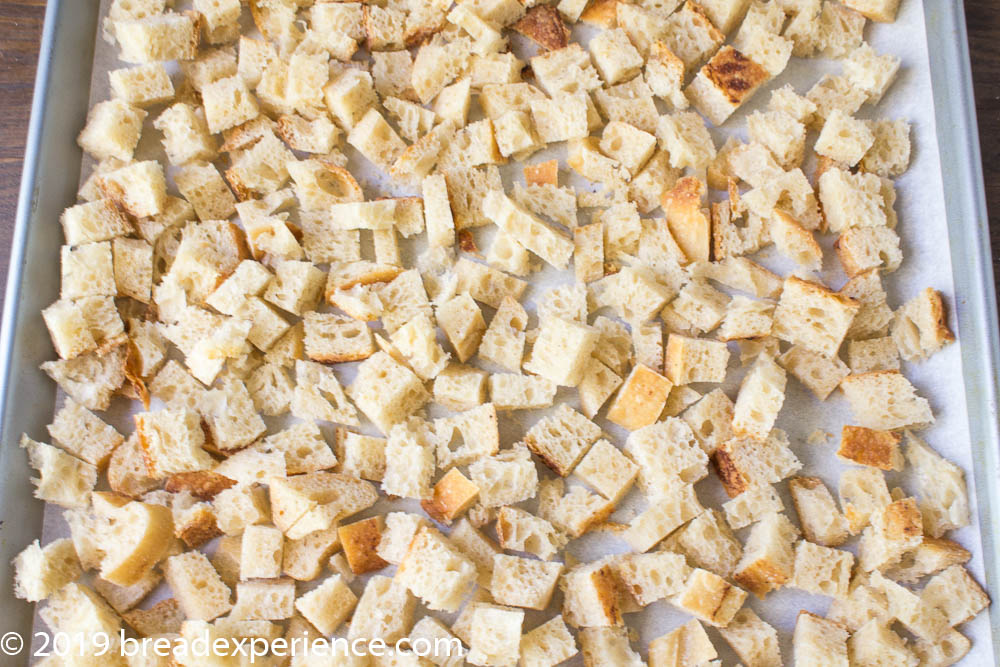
[519, 615, 578, 667]
[838, 425, 904, 470]
[623, 484, 703, 553]
[733, 512, 799, 598]
[561, 560, 623, 628]
[162, 551, 232, 621]
[717, 608, 781, 667]
[674, 567, 747, 628]
[625, 418, 708, 497]
[793, 612, 849, 666]
[648, 618, 718, 667]
[791, 539, 855, 599]
[13, 539, 82, 603]
[906, 432, 970, 537]
[891, 288, 955, 362]
[772, 276, 859, 357]
[397, 526, 477, 613]
[491, 554, 563, 610]
[840, 371, 934, 430]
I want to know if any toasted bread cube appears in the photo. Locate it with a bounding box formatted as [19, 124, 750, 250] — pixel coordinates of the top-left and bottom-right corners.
[839, 468, 892, 535]
[77, 99, 146, 162]
[421, 468, 480, 525]
[892, 287, 955, 362]
[649, 618, 717, 665]
[836, 226, 903, 277]
[605, 363, 673, 431]
[589, 28, 643, 85]
[338, 516, 388, 575]
[686, 46, 770, 125]
[793, 612, 849, 665]
[715, 431, 801, 498]
[624, 484, 702, 553]
[906, 433, 969, 537]
[675, 568, 747, 628]
[665, 334, 730, 385]
[722, 484, 783, 530]
[162, 551, 232, 621]
[733, 512, 799, 598]
[838, 426, 903, 470]
[773, 277, 859, 358]
[657, 112, 716, 170]
[561, 560, 622, 628]
[859, 497, 924, 572]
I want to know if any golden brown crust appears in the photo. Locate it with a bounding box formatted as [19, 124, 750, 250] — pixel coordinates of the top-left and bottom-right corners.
[308, 350, 376, 364]
[923, 288, 956, 344]
[590, 565, 624, 626]
[421, 468, 480, 524]
[524, 160, 559, 187]
[703, 46, 770, 106]
[219, 116, 276, 153]
[165, 471, 237, 500]
[513, 6, 570, 51]
[338, 517, 389, 575]
[606, 364, 673, 431]
[712, 445, 748, 498]
[176, 506, 222, 548]
[685, 0, 725, 44]
[580, 0, 621, 28]
[457, 229, 479, 255]
[882, 497, 923, 541]
[734, 559, 789, 598]
[662, 177, 710, 264]
[837, 425, 903, 470]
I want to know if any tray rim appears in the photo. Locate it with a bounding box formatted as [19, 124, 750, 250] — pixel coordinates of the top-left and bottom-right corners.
[0, 0, 996, 663]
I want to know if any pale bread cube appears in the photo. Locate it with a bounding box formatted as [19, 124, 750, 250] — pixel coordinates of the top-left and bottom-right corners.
[397, 526, 477, 613]
[77, 99, 146, 162]
[99, 160, 167, 218]
[493, 110, 542, 158]
[491, 554, 562, 610]
[625, 418, 708, 497]
[590, 28, 643, 85]
[847, 336, 900, 374]
[109, 62, 174, 106]
[644, 40, 687, 110]
[836, 226, 903, 277]
[657, 112, 717, 170]
[722, 483, 783, 530]
[906, 433, 969, 538]
[858, 497, 924, 572]
[468, 444, 537, 508]
[575, 438, 638, 503]
[772, 276, 859, 357]
[432, 363, 488, 411]
[649, 618, 718, 666]
[175, 162, 236, 221]
[162, 551, 233, 621]
[48, 397, 123, 466]
[181, 45, 237, 93]
[60, 198, 133, 246]
[665, 334, 729, 385]
[778, 344, 850, 401]
[13, 539, 82, 603]
[868, 571, 949, 642]
[113, 11, 199, 63]
[20, 435, 96, 509]
[561, 560, 622, 628]
[519, 615, 578, 667]
[662, 1, 724, 70]
[201, 75, 259, 134]
[153, 103, 217, 166]
[839, 467, 892, 535]
[717, 608, 781, 667]
[848, 620, 917, 667]
[489, 373, 557, 410]
[789, 476, 850, 546]
[844, 43, 900, 104]
[913, 628, 971, 667]
[891, 287, 955, 362]
[668, 508, 742, 579]
[748, 109, 806, 169]
[793, 612, 849, 665]
[732, 353, 786, 441]
[816, 109, 875, 167]
[382, 418, 435, 501]
[843, 0, 900, 22]
[840, 370, 933, 430]
[921, 565, 989, 627]
[624, 483, 702, 553]
[715, 430, 802, 498]
[239, 525, 283, 580]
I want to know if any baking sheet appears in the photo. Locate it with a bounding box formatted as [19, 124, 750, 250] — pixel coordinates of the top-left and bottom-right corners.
[15, 0, 997, 664]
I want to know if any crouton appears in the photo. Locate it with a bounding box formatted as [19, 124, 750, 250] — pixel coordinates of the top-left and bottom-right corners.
[789, 476, 850, 547]
[520, 616, 578, 667]
[658, 113, 717, 171]
[13, 539, 82, 603]
[793, 612, 849, 665]
[649, 618, 718, 666]
[892, 288, 955, 362]
[575, 439, 639, 503]
[397, 526, 477, 613]
[269, 472, 378, 540]
[513, 5, 570, 50]
[859, 497, 924, 572]
[162, 551, 232, 621]
[838, 426, 904, 471]
[717, 608, 781, 667]
[339, 516, 388, 575]
[686, 46, 770, 125]
[675, 567, 747, 627]
[836, 226, 904, 277]
[625, 418, 708, 497]
[772, 276, 859, 357]
[561, 560, 623, 628]
[624, 484, 702, 553]
[906, 433, 970, 537]
[840, 371, 934, 430]
[733, 512, 799, 598]
[347, 351, 429, 435]
[714, 430, 801, 497]
[722, 484, 783, 530]
[665, 334, 730, 385]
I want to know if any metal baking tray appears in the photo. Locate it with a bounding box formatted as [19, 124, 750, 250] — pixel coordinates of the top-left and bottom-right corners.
[0, 0, 996, 663]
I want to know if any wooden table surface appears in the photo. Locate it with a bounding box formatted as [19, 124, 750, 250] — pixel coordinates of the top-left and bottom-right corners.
[0, 2, 997, 317]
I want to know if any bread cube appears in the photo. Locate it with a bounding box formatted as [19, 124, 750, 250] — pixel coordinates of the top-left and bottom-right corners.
[665, 334, 730, 385]
[574, 439, 638, 503]
[421, 468, 480, 525]
[465, 604, 524, 666]
[789, 476, 850, 547]
[489, 373, 557, 411]
[262, 261, 325, 316]
[240, 525, 284, 580]
[848, 620, 917, 667]
[432, 363, 487, 412]
[20, 435, 96, 509]
[520, 616, 578, 666]
[162, 551, 232, 621]
[836, 226, 903, 277]
[522, 315, 599, 387]
[662, 1, 725, 69]
[114, 12, 199, 63]
[838, 425, 903, 470]
[135, 407, 212, 478]
[892, 287, 955, 361]
[561, 560, 623, 628]
[589, 28, 643, 85]
[624, 484, 702, 553]
[397, 526, 477, 613]
[922, 565, 990, 627]
[382, 418, 436, 501]
[77, 99, 146, 162]
[793, 612, 849, 665]
[490, 555, 562, 610]
[657, 112, 716, 169]
[859, 497, 924, 572]
[348, 575, 415, 643]
[293, 575, 357, 637]
[841, 370, 933, 430]
[530, 91, 589, 144]
[686, 46, 770, 126]
[715, 430, 802, 498]
[604, 363, 672, 431]
[497, 506, 568, 561]
[816, 109, 876, 167]
[772, 276, 859, 358]
[649, 618, 718, 666]
[347, 352, 429, 435]
[906, 433, 969, 537]
[839, 467, 892, 536]
[436, 293, 486, 362]
[847, 337, 900, 375]
[47, 397, 123, 467]
[522, 403, 600, 477]
[713, 608, 780, 666]
[108, 62, 174, 107]
[860, 118, 911, 177]
[338, 516, 389, 575]
[843, 0, 901, 23]
[733, 512, 799, 598]
[230, 578, 296, 621]
[99, 160, 167, 218]
[39, 582, 120, 640]
[844, 43, 900, 105]
[13, 539, 82, 603]
[200, 75, 258, 134]
[675, 568, 747, 627]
